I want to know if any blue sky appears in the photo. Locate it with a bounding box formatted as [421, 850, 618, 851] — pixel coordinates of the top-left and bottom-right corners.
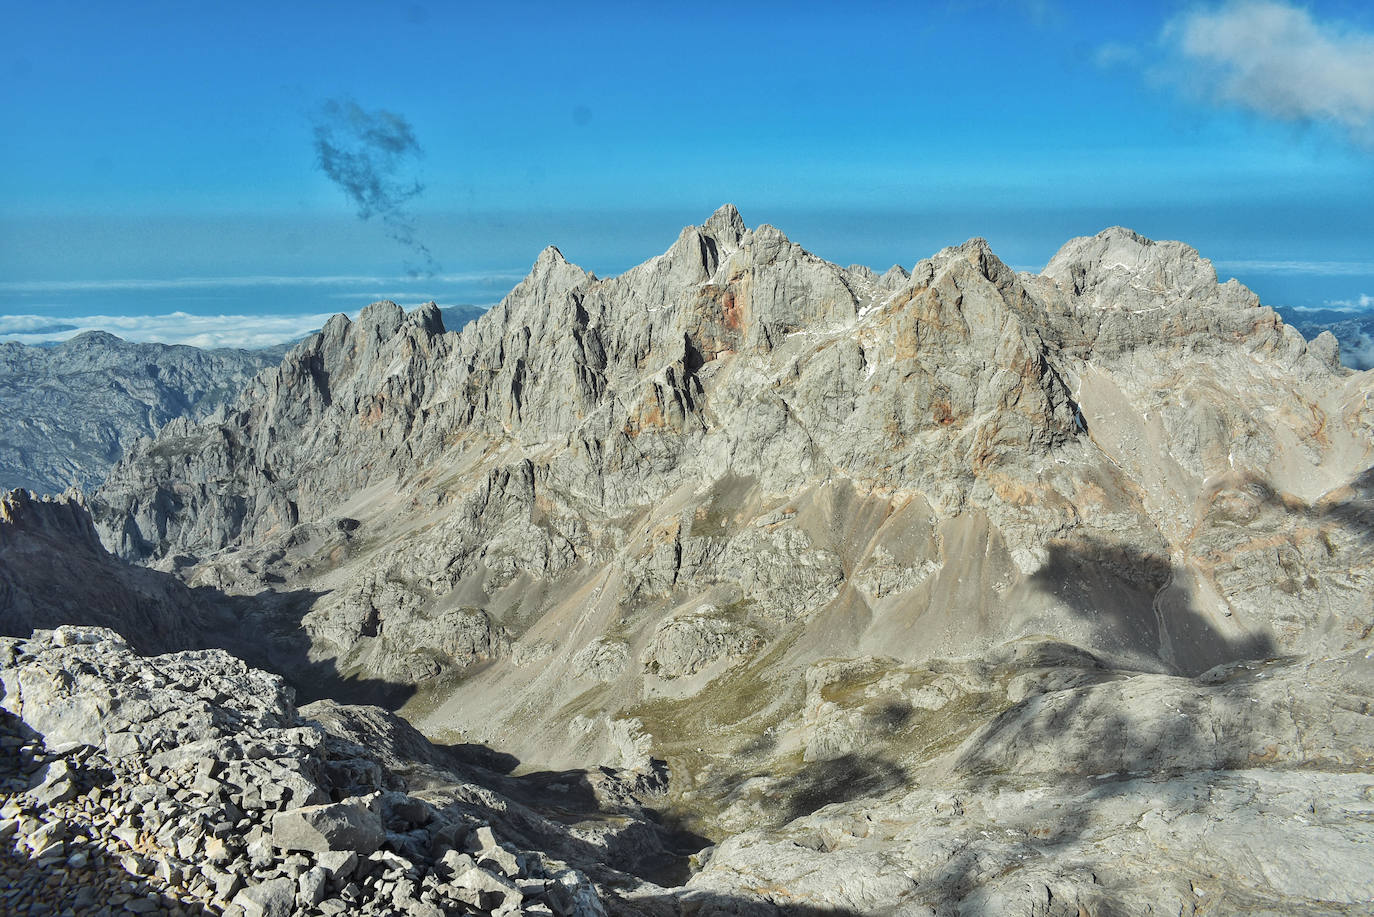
[2, 0, 1373, 346]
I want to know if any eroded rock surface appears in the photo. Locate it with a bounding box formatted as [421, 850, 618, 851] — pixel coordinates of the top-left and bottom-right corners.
[681, 647, 1374, 916]
[0, 331, 279, 494]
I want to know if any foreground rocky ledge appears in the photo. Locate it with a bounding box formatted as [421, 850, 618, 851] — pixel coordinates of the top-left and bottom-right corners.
[5, 625, 1373, 916]
[0, 627, 616, 917]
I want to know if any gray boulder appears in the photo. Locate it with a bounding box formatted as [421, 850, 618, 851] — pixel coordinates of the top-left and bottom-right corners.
[271, 799, 385, 854]
[232, 876, 297, 917]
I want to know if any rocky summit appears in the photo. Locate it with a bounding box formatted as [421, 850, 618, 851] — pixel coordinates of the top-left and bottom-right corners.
[3, 206, 1373, 915]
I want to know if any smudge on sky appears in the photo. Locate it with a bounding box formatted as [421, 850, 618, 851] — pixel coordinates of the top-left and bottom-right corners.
[313, 98, 440, 276]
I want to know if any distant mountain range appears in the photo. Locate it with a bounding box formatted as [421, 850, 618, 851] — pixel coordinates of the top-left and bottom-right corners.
[1274, 305, 1374, 370]
[0, 303, 489, 494]
[0, 332, 280, 494]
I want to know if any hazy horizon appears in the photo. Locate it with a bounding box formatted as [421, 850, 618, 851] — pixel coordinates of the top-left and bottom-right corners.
[4, 1, 1374, 346]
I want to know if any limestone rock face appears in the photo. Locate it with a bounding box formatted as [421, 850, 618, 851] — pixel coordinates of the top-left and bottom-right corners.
[683, 646, 1374, 916]
[642, 608, 759, 679]
[0, 331, 279, 494]
[14, 208, 1371, 912]
[0, 489, 227, 652]
[80, 211, 1360, 674]
[76, 208, 1372, 773]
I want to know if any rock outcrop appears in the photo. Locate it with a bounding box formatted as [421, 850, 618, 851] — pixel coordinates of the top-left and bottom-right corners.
[0, 626, 671, 917]
[682, 645, 1374, 916]
[0, 332, 280, 494]
[0, 488, 228, 652]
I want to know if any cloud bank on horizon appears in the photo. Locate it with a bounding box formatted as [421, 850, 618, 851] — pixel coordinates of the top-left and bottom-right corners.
[1331, 294, 1374, 310]
[0, 312, 348, 350]
[1160, 1, 1374, 147]
[312, 98, 440, 277]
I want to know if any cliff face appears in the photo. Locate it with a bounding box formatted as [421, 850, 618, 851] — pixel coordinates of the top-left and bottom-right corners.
[0, 332, 280, 495]
[8, 207, 1374, 915]
[0, 488, 225, 652]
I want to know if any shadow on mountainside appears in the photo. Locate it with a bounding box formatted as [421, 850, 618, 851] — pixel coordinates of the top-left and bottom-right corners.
[421, 753, 712, 888]
[650, 532, 1340, 912]
[1329, 465, 1374, 539]
[210, 586, 419, 709]
[0, 488, 421, 710]
[772, 753, 908, 826]
[612, 892, 864, 917]
[909, 534, 1357, 912]
[0, 495, 722, 891]
[928, 656, 1329, 913]
[1217, 467, 1374, 549]
[1029, 536, 1276, 676]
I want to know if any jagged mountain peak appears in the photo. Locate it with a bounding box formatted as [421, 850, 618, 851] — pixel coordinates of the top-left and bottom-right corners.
[903, 235, 1027, 306]
[879, 263, 911, 288]
[59, 329, 125, 349]
[355, 299, 407, 335]
[701, 201, 747, 245]
[310, 300, 446, 358]
[1094, 225, 1153, 245]
[7, 211, 1374, 917]
[500, 244, 594, 309]
[534, 243, 569, 268]
[88, 209, 1369, 703]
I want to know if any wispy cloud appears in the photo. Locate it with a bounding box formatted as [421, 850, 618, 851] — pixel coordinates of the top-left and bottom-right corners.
[0, 312, 348, 349]
[1158, 1, 1374, 146]
[1213, 259, 1374, 276]
[1100, 2, 1374, 148]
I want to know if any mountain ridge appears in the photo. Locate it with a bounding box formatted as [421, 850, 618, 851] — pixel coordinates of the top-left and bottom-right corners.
[86, 206, 1370, 717]
[6, 206, 1371, 914]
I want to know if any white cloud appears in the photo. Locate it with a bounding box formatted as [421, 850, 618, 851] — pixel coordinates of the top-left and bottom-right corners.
[1160, 1, 1374, 145]
[1340, 331, 1374, 370]
[0, 316, 79, 334]
[0, 312, 350, 349]
[1326, 293, 1374, 311]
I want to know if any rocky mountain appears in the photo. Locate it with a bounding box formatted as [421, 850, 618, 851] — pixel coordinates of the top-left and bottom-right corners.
[0, 332, 281, 494]
[4, 207, 1373, 915]
[0, 311, 491, 498]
